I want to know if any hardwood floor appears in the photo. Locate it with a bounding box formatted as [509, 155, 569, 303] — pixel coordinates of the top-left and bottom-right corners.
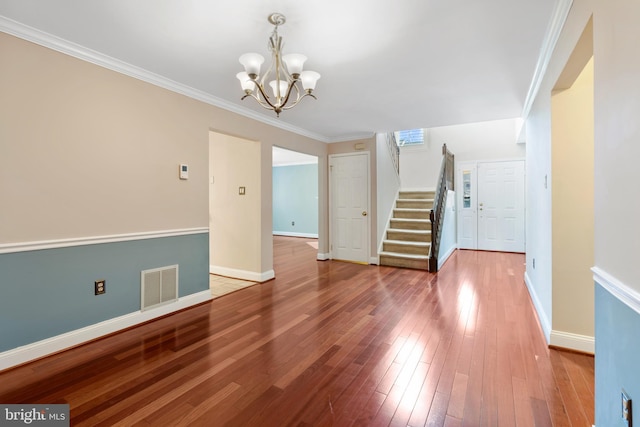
[0, 237, 594, 426]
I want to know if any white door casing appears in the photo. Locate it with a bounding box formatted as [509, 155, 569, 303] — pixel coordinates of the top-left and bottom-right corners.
[329, 152, 370, 263]
[477, 160, 525, 252]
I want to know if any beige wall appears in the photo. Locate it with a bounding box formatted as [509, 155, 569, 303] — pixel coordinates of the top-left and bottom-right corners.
[0, 31, 337, 279]
[593, 0, 640, 291]
[0, 33, 212, 242]
[209, 133, 262, 274]
[551, 57, 594, 337]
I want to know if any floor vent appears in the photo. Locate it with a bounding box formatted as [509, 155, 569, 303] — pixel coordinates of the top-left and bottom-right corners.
[141, 265, 178, 311]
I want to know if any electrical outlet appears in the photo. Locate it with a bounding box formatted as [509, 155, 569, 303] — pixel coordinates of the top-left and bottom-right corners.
[95, 279, 106, 295]
[291, 221, 295, 226]
[239, 186, 246, 195]
[622, 390, 632, 426]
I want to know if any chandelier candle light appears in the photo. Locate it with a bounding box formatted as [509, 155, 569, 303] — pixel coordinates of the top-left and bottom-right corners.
[236, 13, 320, 117]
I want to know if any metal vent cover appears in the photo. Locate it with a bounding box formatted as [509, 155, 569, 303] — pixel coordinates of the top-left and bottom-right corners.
[141, 265, 178, 311]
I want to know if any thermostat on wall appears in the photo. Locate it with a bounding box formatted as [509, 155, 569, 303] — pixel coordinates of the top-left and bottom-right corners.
[179, 164, 189, 180]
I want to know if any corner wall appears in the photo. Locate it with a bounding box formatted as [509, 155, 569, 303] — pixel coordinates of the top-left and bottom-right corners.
[551, 57, 594, 343]
[593, 0, 640, 424]
[524, 0, 594, 344]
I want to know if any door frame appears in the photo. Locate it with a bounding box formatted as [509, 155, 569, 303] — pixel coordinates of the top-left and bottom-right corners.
[456, 158, 526, 252]
[328, 151, 371, 263]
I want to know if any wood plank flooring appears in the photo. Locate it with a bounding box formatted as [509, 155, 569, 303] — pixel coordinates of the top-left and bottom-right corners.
[0, 237, 594, 426]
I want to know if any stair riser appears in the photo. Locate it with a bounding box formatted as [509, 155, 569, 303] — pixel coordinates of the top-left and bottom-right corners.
[387, 231, 430, 242]
[396, 200, 433, 209]
[399, 192, 435, 200]
[383, 242, 430, 255]
[393, 210, 430, 219]
[380, 255, 429, 270]
[390, 220, 431, 231]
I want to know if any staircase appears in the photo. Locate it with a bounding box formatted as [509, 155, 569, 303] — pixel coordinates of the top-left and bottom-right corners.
[379, 191, 434, 270]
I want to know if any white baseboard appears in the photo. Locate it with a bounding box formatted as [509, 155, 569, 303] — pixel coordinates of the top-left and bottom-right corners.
[550, 330, 594, 354]
[272, 231, 319, 238]
[524, 271, 552, 343]
[438, 246, 456, 267]
[210, 265, 275, 282]
[369, 256, 379, 265]
[0, 290, 212, 371]
[317, 253, 330, 261]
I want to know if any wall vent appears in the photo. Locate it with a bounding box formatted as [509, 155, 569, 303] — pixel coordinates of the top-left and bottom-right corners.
[141, 265, 178, 311]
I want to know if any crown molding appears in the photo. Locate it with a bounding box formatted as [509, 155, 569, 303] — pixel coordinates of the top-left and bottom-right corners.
[521, 0, 574, 120]
[0, 16, 334, 143]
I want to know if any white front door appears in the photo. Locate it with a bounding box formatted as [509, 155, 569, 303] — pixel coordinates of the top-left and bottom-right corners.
[457, 163, 478, 249]
[330, 153, 370, 263]
[477, 160, 525, 252]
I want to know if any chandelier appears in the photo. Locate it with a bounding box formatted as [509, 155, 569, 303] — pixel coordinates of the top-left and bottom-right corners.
[236, 13, 320, 117]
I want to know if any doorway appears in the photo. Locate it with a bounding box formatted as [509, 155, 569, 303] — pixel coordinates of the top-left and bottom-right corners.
[272, 146, 319, 239]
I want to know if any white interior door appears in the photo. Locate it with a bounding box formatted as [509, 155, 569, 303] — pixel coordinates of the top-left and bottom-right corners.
[457, 163, 477, 249]
[330, 153, 369, 263]
[477, 160, 525, 252]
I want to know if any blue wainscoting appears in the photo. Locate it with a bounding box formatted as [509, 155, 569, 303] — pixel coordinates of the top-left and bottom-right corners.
[0, 233, 209, 352]
[595, 281, 640, 426]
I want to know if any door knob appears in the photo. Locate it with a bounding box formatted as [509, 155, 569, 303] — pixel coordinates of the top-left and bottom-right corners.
[362, 211, 367, 216]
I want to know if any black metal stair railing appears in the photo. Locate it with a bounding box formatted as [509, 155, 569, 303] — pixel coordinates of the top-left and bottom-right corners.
[429, 144, 454, 272]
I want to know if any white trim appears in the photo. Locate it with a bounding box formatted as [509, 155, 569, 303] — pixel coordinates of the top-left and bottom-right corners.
[521, 0, 574, 119]
[593, 266, 640, 316]
[0, 228, 209, 254]
[272, 231, 319, 239]
[550, 330, 594, 354]
[316, 253, 330, 261]
[369, 256, 379, 265]
[0, 290, 212, 371]
[438, 246, 456, 267]
[0, 16, 362, 144]
[210, 265, 275, 283]
[328, 152, 371, 265]
[524, 271, 552, 342]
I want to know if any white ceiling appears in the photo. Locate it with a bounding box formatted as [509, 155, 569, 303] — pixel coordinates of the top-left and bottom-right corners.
[0, 0, 556, 142]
